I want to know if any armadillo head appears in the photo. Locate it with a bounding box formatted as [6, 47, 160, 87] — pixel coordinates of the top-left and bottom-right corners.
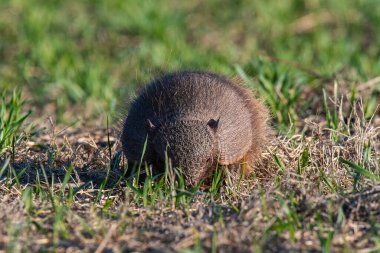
[148, 119, 219, 186]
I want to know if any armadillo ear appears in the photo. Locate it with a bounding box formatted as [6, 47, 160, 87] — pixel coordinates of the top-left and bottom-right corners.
[145, 119, 156, 132]
[207, 118, 219, 132]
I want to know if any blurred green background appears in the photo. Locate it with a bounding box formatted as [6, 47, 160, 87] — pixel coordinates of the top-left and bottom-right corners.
[0, 0, 379, 130]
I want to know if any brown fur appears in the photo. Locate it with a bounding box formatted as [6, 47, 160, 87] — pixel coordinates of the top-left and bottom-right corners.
[121, 71, 271, 186]
[227, 77, 272, 174]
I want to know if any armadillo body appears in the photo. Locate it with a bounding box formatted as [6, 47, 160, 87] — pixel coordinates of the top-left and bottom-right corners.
[121, 71, 269, 186]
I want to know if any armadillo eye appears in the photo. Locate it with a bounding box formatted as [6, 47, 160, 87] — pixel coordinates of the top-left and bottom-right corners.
[207, 118, 219, 130]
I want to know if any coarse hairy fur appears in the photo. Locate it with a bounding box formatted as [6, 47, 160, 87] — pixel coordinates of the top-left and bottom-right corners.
[121, 71, 271, 186]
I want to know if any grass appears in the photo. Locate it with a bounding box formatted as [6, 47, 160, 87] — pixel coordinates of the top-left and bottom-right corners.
[0, 90, 31, 156]
[0, 0, 380, 252]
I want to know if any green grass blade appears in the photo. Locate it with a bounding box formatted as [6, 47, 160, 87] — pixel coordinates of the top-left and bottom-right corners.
[340, 158, 380, 182]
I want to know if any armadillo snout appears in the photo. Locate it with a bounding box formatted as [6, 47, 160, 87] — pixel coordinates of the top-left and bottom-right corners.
[152, 120, 217, 186]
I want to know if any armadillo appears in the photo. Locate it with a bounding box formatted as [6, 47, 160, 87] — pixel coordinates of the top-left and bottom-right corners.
[121, 71, 270, 186]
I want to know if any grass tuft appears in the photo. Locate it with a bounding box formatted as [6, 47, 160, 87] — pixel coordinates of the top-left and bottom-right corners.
[0, 90, 31, 155]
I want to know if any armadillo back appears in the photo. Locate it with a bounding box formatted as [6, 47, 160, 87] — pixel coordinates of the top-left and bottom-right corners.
[123, 71, 255, 166]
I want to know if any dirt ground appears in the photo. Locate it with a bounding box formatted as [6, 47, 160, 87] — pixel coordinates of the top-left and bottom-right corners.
[1, 106, 379, 252]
